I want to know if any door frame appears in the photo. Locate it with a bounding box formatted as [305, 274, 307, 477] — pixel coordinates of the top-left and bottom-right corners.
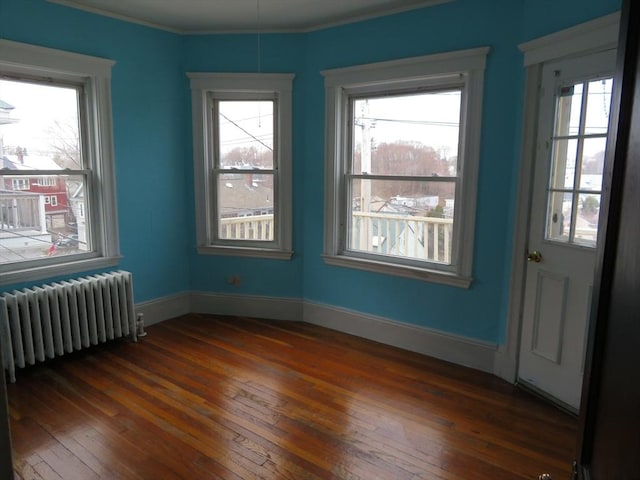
[495, 12, 620, 385]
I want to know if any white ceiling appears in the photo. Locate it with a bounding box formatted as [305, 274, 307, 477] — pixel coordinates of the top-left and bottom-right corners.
[48, 0, 451, 34]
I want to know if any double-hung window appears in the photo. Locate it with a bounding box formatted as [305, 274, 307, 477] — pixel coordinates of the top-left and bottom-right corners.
[188, 73, 293, 258]
[0, 40, 119, 285]
[322, 48, 488, 287]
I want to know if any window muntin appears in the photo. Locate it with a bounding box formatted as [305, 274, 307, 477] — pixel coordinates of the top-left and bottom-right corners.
[188, 72, 293, 259]
[545, 77, 612, 247]
[322, 48, 487, 287]
[346, 90, 460, 266]
[0, 39, 118, 284]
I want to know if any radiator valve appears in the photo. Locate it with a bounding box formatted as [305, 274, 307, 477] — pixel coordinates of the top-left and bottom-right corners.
[136, 313, 147, 337]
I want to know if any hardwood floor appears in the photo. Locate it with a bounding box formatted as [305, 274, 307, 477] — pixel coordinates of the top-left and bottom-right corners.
[8, 314, 577, 479]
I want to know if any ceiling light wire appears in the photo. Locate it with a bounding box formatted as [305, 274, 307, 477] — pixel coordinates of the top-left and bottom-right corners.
[256, 0, 262, 73]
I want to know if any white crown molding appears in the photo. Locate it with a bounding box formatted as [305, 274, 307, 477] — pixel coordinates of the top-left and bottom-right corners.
[47, 0, 453, 35]
[47, 0, 184, 34]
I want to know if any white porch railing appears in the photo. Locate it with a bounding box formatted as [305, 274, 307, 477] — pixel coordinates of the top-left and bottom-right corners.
[219, 211, 453, 263]
[351, 211, 453, 264]
[0, 193, 45, 232]
[220, 214, 274, 241]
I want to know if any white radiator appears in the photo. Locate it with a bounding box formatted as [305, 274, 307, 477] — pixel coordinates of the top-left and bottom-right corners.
[0, 270, 137, 382]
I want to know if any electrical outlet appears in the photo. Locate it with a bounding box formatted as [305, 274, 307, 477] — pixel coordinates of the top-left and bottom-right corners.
[227, 275, 241, 287]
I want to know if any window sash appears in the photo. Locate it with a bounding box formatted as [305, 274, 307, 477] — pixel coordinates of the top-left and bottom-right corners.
[209, 96, 280, 249]
[340, 86, 464, 271]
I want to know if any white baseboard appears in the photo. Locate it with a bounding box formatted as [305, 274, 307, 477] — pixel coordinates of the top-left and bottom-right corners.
[135, 292, 191, 326]
[303, 301, 498, 374]
[493, 346, 517, 383]
[190, 291, 304, 321]
[138, 292, 499, 375]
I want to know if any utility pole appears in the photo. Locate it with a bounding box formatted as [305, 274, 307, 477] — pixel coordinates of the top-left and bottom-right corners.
[355, 100, 374, 251]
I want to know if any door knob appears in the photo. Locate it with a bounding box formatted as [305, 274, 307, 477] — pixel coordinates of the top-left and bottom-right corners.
[527, 250, 542, 263]
[538, 475, 552, 480]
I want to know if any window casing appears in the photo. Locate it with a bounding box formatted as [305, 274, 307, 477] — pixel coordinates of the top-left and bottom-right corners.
[0, 40, 119, 285]
[188, 73, 294, 259]
[322, 48, 488, 288]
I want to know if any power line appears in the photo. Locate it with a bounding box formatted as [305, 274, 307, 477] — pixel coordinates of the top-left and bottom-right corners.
[219, 113, 273, 124]
[220, 113, 273, 152]
[357, 116, 459, 128]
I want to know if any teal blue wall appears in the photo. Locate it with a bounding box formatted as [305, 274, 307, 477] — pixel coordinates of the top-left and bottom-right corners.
[0, 0, 190, 302]
[0, 0, 621, 345]
[183, 34, 306, 298]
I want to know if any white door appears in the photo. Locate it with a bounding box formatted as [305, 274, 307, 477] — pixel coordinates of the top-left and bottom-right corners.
[518, 49, 616, 411]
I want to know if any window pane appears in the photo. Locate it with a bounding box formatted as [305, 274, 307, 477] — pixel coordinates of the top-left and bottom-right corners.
[579, 137, 607, 191]
[576, 193, 600, 246]
[351, 91, 460, 176]
[546, 190, 572, 243]
[349, 178, 455, 264]
[554, 83, 583, 137]
[217, 173, 274, 241]
[0, 79, 82, 170]
[0, 174, 89, 264]
[550, 138, 578, 189]
[584, 79, 612, 135]
[218, 101, 273, 169]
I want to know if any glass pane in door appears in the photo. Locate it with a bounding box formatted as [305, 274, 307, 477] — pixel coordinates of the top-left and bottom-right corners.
[545, 77, 612, 247]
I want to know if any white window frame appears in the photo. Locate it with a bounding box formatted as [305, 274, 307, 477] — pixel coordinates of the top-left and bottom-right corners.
[37, 176, 56, 187]
[0, 40, 120, 285]
[322, 47, 489, 288]
[11, 178, 29, 190]
[188, 73, 294, 259]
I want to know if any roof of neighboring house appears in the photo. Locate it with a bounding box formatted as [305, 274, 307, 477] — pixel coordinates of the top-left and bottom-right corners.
[1, 154, 60, 170]
[0, 99, 18, 125]
[1, 156, 16, 169]
[219, 176, 273, 216]
[0, 188, 40, 197]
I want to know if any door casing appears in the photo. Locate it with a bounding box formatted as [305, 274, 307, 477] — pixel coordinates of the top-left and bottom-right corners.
[495, 13, 620, 387]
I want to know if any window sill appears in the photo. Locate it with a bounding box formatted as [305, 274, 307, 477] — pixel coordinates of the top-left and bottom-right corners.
[322, 254, 472, 288]
[198, 245, 293, 260]
[0, 255, 122, 286]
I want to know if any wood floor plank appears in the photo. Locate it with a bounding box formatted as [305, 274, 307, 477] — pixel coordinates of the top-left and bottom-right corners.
[8, 314, 577, 479]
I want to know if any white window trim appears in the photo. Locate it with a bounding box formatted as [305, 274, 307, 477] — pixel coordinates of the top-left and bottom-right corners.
[0, 40, 120, 285]
[322, 47, 489, 288]
[188, 72, 294, 259]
